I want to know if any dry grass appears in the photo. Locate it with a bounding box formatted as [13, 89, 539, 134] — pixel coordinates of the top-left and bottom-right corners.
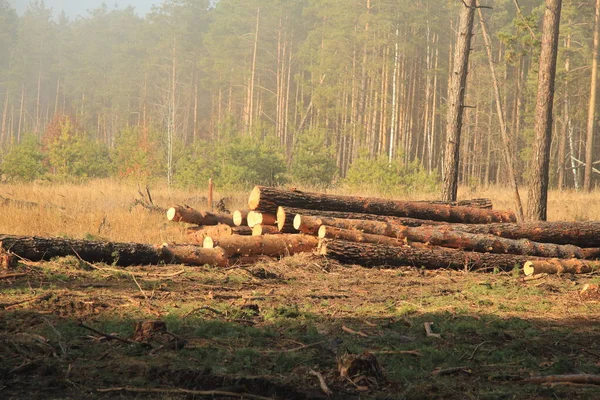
[0, 180, 599, 245]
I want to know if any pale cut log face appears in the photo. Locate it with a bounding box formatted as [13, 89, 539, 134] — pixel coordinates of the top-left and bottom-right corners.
[248, 186, 261, 210]
[166, 207, 177, 221]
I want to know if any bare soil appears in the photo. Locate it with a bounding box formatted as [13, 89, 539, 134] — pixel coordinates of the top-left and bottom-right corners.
[1, 253, 600, 399]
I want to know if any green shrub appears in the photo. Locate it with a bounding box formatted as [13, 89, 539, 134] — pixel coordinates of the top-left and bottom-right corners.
[290, 128, 338, 188]
[112, 127, 163, 179]
[344, 152, 438, 195]
[0, 134, 47, 181]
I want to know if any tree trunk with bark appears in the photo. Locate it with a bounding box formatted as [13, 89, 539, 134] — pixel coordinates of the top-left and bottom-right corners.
[523, 259, 600, 276]
[319, 240, 533, 271]
[584, 0, 600, 191]
[527, 0, 563, 220]
[442, 0, 477, 201]
[167, 206, 235, 226]
[445, 220, 600, 247]
[247, 211, 277, 228]
[160, 244, 229, 267]
[0, 234, 224, 267]
[203, 234, 318, 257]
[250, 186, 515, 223]
[318, 225, 405, 247]
[233, 210, 249, 226]
[252, 225, 282, 236]
[277, 206, 445, 232]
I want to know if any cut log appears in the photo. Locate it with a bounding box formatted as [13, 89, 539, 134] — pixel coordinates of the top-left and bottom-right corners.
[0, 234, 228, 267]
[232, 210, 249, 227]
[186, 224, 233, 244]
[249, 186, 516, 223]
[294, 215, 400, 236]
[167, 206, 234, 226]
[203, 234, 318, 257]
[252, 225, 281, 236]
[448, 221, 600, 248]
[300, 216, 591, 259]
[232, 226, 253, 236]
[422, 198, 493, 209]
[523, 259, 600, 276]
[247, 211, 277, 228]
[278, 206, 444, 231]
[160, 244, 229, 267]
[318, 225, 404, 247]
[319, 240, 534, 271]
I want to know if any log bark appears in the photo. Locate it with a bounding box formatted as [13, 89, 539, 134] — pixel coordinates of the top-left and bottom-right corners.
[318, 225, 405, 247]
[523, 259, 600, 276]
[295, 215, 400, 236]
[233, 210, 249, 226]
[247, 211, 277, 228]
[277, 206, 443, 231]
[167, 206, 235, 226]
[421, 198, 493, 209]
[186, 224, 234, 244]
[300, 216, 591, 259]
[249, 186, 515, 223]
[448, 221, 600, 247]
[160, 244, 229, 267]
[0, 234, 226, 267]
[252, 225, 281, 236]
[319, 240, 533, 271]
[203, 234, 318, 257]
[389, 224, 589, 259]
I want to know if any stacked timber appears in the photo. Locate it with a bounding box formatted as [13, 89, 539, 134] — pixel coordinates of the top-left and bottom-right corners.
[5, 187, 597, 275]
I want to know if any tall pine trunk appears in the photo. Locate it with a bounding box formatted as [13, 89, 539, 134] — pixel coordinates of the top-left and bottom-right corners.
[442, 0, 476, 201]
[527, 0, 563, 221]
[584, 0, 600, 190]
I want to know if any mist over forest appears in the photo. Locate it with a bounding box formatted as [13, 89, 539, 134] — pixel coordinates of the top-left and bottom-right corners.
[0, 0, 596, 194]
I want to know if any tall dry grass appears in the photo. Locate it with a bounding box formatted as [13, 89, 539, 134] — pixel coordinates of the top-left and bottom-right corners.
[0, 180, 598, 244]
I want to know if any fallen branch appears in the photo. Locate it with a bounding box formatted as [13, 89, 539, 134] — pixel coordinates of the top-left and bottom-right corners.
[342, 325, 369, 338]
[309, 369, 333, 397]
[2, 292, 52, 310]
[78, 322, 149, 347]
[96, 386, 275, 399]
[371, 350, 423, 357]
[522, 374, 600, 385]
[431, 366, 471, 376]
[260, 340, 328, 353]
[0, 273, 27, 280]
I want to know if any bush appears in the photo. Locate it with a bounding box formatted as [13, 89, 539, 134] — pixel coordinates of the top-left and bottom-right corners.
[290, 128, 338, 188]
[1, 134, 47, 181]
[344, 152, 438, 195]
[112, 127, 163, 179]
[174, 132, 287, 190]
[46, 116, 111, 179]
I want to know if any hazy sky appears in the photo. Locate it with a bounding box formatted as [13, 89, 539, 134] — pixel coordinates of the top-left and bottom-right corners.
[11, 0, 163, 17]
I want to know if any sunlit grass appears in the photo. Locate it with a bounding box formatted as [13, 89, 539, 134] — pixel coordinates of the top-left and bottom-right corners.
[0, 179, 598, 245]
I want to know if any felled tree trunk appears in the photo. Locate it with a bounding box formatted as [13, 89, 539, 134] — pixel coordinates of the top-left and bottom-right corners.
[295, 215, 399, 236]
[186, 224, 234, 244]
[232, 210, 249, 226]
[0, 234, 226, 267]
[203, 234, 318, 257]
[277, 206, 442, 232]
[523, 259, 600, 276]
[318, 226, 405, 247]
[319, 240, 533, 271]
[249, 186, 515, 223]
[160, 244, 229, 267]
[448, 221, 600, 247]
[167, 206, 235, 226]
[252, 225, 281, 236]
[247, 211, 277, 228]
[420, 198, 493, 209]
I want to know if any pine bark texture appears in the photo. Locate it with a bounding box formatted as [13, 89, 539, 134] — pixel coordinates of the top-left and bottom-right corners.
[203, 234, 318, 257]
[250, 186, 515, 223]
[523, 259, 600, 276]
[442, 0, 477, 201]
[527, 0, 563, 220]
[0, 234, 223, 267]
[319, 240, 532, 271]
[584, 0, 600, 191]
[167, 206, 235, 226]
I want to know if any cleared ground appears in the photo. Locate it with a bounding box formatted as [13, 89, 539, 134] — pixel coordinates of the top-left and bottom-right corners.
[0, 181, 599, 399]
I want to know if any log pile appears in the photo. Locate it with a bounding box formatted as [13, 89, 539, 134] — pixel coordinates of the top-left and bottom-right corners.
[3, 185, 599, 276]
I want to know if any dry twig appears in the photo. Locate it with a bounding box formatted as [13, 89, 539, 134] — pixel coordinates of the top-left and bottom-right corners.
[424, 322, 441, 339]
[342, 325, 369, 338]
[309, 369, 333, 396]
[78, 322, 150, 348]
[96, 386, 274, 399]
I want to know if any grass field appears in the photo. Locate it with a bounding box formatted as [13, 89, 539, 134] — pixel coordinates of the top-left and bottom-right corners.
[1, 181, 600, 399]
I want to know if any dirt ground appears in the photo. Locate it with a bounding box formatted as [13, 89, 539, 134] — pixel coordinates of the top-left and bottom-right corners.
[1, 252, 600, 399]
